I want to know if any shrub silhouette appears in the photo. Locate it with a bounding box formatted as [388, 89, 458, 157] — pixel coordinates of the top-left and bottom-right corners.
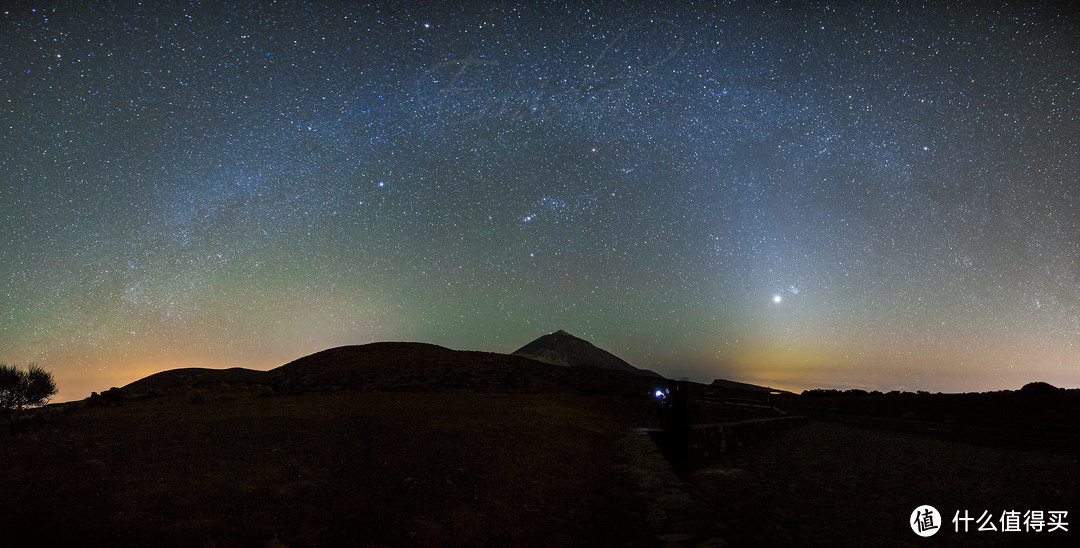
[88, 387, 126, 407]
[1019, 382, 1059, 395]
[102, 387, 126, 405]
[0, 363, 58, 412]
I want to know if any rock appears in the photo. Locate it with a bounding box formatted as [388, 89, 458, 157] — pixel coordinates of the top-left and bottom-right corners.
[656, 492, 696, 512]
[656, 533, 697, 543]
[695, 538, 730, 548]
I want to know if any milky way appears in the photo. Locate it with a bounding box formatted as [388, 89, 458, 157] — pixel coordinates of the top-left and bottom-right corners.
[2, 2, 1078, 400]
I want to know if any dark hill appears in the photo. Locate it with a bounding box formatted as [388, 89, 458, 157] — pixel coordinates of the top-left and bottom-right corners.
[512, 330, 663, 378]
[123, 367, 269, 394]
[269, 341, 575, 392]
[1019, 381, 1060, 394]
[269, 341, 661, 397]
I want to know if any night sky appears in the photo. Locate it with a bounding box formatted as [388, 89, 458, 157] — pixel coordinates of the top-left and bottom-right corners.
[2, 2, 1078, 402]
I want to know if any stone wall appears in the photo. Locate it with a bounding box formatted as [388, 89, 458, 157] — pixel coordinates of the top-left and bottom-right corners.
[686, 416, 808, 466]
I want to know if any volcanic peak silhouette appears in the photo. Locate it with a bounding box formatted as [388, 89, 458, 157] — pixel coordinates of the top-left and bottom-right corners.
[512, 330, 663, 378]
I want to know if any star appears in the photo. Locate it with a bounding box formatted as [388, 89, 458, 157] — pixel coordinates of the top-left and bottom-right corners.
[1, 1, 1075, 399]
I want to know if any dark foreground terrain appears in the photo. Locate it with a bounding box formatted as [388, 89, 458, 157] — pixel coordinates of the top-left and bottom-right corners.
[2, 344, 1076, 546]
[687, 421, 1078, 547]
[2, 390, 657, 547]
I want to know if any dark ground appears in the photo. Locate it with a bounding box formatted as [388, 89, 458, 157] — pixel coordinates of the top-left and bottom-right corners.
[2, 390, 655, 547]
[3, 362, 1077, 546]
[685, 421, 1078, 547]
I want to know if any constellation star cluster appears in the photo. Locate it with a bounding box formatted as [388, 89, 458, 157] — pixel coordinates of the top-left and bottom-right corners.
[1, 2, 1077, 401]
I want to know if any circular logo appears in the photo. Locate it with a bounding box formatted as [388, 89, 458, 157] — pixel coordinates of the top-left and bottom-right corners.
[910, 505, 942, 537]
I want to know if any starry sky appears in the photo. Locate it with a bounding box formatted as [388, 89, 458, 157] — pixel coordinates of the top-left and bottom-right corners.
[2, 1, 1078, 402]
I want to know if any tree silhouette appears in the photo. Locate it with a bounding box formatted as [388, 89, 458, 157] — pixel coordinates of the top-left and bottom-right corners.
[0, 363, 59, 411]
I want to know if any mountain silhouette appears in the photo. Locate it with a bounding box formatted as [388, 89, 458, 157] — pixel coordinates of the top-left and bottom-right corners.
[121, 338, 662, 396]
[267, 342, 571, 392]
[512, 330, 663, 378]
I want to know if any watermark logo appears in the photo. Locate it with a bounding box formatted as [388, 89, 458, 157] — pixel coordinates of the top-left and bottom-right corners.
[952, 509, 1069, 533]
[912, 507, 1070, 536]
[911, 505, 941, 537]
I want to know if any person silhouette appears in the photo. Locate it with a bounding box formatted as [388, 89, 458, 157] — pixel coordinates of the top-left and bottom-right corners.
[664, 381, 690, 474]
[666, 382, 689, 433]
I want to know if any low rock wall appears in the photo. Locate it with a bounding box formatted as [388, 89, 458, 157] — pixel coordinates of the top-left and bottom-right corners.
[686, 416, 808, 465]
